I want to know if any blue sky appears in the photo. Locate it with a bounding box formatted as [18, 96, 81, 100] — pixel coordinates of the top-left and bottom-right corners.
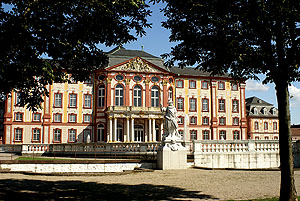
[3, 2, 300, 124]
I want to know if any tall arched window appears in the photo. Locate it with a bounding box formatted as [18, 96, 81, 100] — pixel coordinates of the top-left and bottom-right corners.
[133, 85, 142, 107]
[151, 86, 159, 107]
[115, 84, 124, 106]
[97, 124, 105, 142]
[98, 85, 105, 107]
[168, 87, 173, 100]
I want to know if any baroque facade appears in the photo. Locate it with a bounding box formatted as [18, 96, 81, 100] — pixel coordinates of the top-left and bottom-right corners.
[2, 47, 248, 144]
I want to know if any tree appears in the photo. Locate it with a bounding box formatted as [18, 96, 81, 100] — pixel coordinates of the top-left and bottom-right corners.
[1, 0, 151, 110]
[161, 0, 300, 200]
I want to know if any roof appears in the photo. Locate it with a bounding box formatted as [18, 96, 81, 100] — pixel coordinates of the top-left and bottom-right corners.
[246, 96, 273, 107]
[291, 127, 300, 137]
[246, 96, 278, 118]
[106, 46, 168, 71]
[169, 66, 230, 78]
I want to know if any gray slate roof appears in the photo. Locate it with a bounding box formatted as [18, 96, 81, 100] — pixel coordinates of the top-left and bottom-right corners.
[246, 96, 278, 118]
[169, 66, 229, 78]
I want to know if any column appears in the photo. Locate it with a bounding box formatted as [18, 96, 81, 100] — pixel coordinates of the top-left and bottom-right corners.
[148, 118, 152, 142]
[210, 80, 218, 140]
[109, 117, 113, 142]
[162, 80, 168, 107]
[106, 78, 112, 107]
[160, 121, 164, 141]
[131, 117, 134, 142]
[114, 117, 117, 142]
[152, 119, 156, 142]
[125, 79, 130, 106]
[126, 117, 130, 142]
[145, 80, 150, 107]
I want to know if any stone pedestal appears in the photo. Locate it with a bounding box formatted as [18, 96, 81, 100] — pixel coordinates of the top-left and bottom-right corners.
[157, 139, 187, 170]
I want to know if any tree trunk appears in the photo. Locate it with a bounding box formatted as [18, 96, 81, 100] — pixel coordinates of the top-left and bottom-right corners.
[276, 83, 298, 201]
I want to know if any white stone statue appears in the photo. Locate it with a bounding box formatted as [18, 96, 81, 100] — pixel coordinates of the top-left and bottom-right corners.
[161, 99, 182, 151]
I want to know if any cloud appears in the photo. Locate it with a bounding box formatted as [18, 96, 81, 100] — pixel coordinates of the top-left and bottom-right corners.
[289, 85, 300, 107]
[246, 80, 270, 92]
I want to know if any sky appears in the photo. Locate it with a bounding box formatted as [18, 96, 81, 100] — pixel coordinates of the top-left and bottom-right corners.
[3, 2, 300, 124]
[98, 2, 300, 124]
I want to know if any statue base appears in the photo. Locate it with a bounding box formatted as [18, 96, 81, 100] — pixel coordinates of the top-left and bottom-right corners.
[157, 138, 187, 170]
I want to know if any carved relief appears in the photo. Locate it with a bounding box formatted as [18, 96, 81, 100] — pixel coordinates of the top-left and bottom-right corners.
[114, 58, 158, 72]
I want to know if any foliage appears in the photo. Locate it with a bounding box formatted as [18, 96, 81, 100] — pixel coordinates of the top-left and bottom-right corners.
[1, 0, 151, 110]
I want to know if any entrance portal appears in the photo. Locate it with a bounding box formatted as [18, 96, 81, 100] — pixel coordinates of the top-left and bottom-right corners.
[134, 125, 144, 142]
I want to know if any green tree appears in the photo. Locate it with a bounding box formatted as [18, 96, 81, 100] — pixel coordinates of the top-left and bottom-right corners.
[1, 0, 151, 110]
[161, 0, 299, 200]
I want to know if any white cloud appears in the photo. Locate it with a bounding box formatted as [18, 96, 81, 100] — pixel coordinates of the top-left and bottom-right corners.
[246, 80, 270, 92]
[289, 85, 300, 107]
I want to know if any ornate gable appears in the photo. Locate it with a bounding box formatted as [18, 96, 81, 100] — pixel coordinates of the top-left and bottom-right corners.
[112, 57, 160, 73]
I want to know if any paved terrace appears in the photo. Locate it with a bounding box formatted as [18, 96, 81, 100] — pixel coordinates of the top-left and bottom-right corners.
[1, 169, 300, 200]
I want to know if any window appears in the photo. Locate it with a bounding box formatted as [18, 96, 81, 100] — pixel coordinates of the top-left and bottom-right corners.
[264, 122, 268, 130]
[189, 80, 196, 89]
[133, 85, 142, 107]
[151, 86, 159, 107]
[15, 92, 21, 105]
[232, 100, 239, 112]
[178, 116, 184, 125]
[68, 129, 76, 143]
[53, 129, 61, 142]
[151, 76, 159, 82]
[233, 131, 240, 140]
[189, 98, 196, 111]
[84, 129, 92, 143]
[202, 98, 209, 112]
[97, 124, 105, 142]
[98, 85, 105, 107]
[255, 137, 260, 140]
[178, 130, 184, 137]
[219, 117, 226, 125]
[202, 117, 209, 125]
[69, 114, 77, 123]
[190, 116, 197, 125]
[176, 80, 183, 88]
[273, 122, 278, 130]
[83, 114, 91, 123]
[53, 113, 62, 123]
[254, 122, 259, 130]
[116, 74, 124, 81]
[69, 94, 77, 108]
[98, 74, 106, 81]
[203, 130, 209, 140]
[115, 84, 124, 106]
[190, 130, 197, 140]
[274, 136, 279, 140]
[134, 75, 142, 82]
[168, 87, 173, 100]
[262, 107, 267, 115]
[33, 113, 41, 122]
[177, 98, 184, 110]
[218, 81, 225, 90]
[219, 99, 225, 112]
[232, 83, 238, 91]
[253, 107, 258, 114]
[265, 136, 269, 140]
[14, 128, 22, 141]
[32, 128, 40, 142]
[84, 94, 92, 108]
[219, 131, 226, 140]
[54, 93, 62, 108]
[233, 117, 239, 126]
[202, 81, 208, 89]
[116, 124, 123, 141]
[15, 113, 23, 121]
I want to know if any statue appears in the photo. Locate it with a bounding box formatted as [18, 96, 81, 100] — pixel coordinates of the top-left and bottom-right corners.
[161, 99, 182, 151]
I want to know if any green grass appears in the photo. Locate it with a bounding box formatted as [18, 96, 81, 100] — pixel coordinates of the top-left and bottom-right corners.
[16, 157, 67, 160]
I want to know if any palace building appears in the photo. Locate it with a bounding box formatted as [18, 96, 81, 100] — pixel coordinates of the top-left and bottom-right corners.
[2, 47, 248, 144]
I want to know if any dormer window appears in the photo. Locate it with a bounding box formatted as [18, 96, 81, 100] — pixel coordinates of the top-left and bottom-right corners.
[252, 107, 258, 115]
[261, 107, 267, 115]
[270, 107, 277, 115]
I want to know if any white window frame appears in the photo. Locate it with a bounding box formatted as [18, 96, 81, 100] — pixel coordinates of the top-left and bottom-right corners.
[15, 129, 22, 141]
[115, 85, 124, 106]
[202, 99, 209, 111]
[69, 114, 76, 123]
[84, 95, 92, 108]
[177, 98, 183, 110]
[54, 114, 62, 122]
[219, 99, 225, 112]
[54, 93, 62, 107]
[203, 130, 209, 140]
[133, 85, 142, 107]
[189, 98, 196, 111]
[98, 85, 105, 107]
[233, 131, 240, 140]
[69, 129, 76, 142]
[69, 94, 77, 108]
[151, 86, 159, 107]
[54, 129, 61, 142]
[232, 100, 239, 112]
[190, 130, 197, 140]
[32, 129, 40, 141]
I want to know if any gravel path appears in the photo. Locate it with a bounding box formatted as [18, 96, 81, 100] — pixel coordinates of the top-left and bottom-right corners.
[1, 169, 300, 200]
